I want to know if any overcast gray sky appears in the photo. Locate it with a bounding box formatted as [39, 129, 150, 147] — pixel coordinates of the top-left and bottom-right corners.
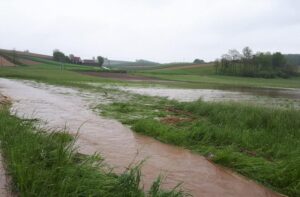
[0, 0, 299, 62]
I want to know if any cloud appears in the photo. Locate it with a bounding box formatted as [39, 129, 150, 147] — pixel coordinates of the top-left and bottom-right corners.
[0, 0, 299, 62]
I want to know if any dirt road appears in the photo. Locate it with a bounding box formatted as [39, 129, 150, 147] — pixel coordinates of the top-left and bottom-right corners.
[0, 78, 283, 197]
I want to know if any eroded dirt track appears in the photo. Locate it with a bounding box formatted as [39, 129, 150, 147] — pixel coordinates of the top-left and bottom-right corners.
[0, 78, 283, 197]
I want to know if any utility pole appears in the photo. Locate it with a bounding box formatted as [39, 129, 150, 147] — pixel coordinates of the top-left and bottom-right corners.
[12, 48, 16, 66]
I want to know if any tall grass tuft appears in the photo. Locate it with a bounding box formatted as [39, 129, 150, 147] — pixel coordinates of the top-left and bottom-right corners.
[0, 105, 185, 197]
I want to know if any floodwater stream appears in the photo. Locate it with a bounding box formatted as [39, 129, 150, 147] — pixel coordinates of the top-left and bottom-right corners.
[0, 78, 285, 197]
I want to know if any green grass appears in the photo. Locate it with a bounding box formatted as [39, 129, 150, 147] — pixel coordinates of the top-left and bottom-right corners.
[137, 65, 300, 89]
[0, 65, 119, 88]
[1, 58, 300, 90]
[0, 105, 185, 196]
[99, 95, 300, 197]
[0, 63, 167, 90]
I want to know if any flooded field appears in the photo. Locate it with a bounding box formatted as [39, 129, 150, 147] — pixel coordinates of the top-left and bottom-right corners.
[0, 78, 285, 197]
[117, 86, 300, 109]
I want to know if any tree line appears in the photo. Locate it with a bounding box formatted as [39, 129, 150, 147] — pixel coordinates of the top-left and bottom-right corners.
[53, 49, 104, 67]
[215, 47, 298, 78]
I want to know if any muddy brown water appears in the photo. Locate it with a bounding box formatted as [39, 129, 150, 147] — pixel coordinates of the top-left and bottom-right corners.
[0, 78, 283, 197]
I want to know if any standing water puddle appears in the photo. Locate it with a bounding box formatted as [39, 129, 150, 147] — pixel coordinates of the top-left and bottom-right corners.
[0, 78, 284, 197]
[117, 86, 300, 108]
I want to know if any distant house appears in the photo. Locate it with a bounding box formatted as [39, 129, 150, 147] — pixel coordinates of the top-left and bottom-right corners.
[73, 57, 82, 64]
[83, 59, 98, 66]
[69, 54, 82, 64]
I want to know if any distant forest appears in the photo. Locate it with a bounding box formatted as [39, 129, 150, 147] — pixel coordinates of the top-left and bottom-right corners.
[215, 47, 299, 78]
[285, 54, 300, 66]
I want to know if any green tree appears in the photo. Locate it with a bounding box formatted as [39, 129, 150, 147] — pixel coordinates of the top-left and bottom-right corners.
[97, 56, 104, 67]
[53, 50, 66, 62]
[242, 47, 253, 59]
[272, 52, 286, 68]
[255, 52, 272, 69]
[12, 48, 17, 65]
[193, 59, 205, 64]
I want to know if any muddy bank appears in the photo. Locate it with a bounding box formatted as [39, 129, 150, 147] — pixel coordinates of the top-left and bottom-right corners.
[0, 78, 283, 197]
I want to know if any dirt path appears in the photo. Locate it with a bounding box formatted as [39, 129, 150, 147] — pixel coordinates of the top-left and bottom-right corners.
[0, 78, 284, 197]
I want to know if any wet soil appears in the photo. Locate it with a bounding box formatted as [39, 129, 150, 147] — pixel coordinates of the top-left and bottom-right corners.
[0, 78, 284, 197]
[79, 71, 162, 82]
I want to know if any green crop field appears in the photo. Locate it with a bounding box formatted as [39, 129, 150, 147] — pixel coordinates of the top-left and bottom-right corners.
[136, 64, 300, 89]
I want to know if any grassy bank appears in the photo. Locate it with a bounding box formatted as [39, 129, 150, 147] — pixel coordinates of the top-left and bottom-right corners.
[0, 105, 184, 196]
[99, 95, 300, 197]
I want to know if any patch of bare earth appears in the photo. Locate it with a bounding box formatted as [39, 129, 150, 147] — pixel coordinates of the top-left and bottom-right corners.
[79, 71, 162, 82]
[159, 63, 212, 71]
[161, 116, 194, 125]
[18, 58, 41, 66]
[0, 56, 15, 67]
